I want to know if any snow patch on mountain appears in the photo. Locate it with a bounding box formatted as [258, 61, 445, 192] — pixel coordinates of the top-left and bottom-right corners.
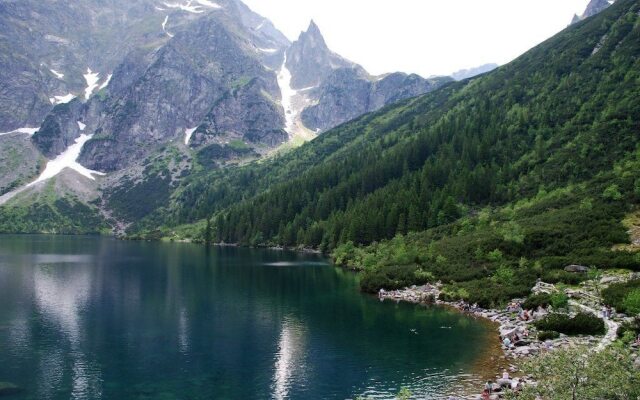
[83, 69, 100, 100]
[194, 0, 220, 8]
[0, 127, 39, 137]
[49, 69, 64, 79]
[277, 56, 316, 141]
[77, 121, 86, 131]
[258, 48, 278, 54]
[29, 134, 105, 185]
[50, 94, 76, 105]
[161, 0, 221, 14]
[162, 16, 174, 37]
[98, 74, 112, 90]
[184, 127, 197, 145]
[277, 56, 298, 135]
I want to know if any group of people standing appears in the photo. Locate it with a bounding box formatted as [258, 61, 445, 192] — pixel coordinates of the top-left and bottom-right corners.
[482, 371, 525, 399]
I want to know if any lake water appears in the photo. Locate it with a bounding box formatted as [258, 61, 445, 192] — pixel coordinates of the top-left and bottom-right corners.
[0, 235, 498, 399]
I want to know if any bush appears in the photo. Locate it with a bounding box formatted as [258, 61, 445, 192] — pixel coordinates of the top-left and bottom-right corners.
[537, 330, 560, 341]
[360, 265, 422, 293]
[602, 279, 640, 314]
[542, 269, 587, 285]
[602, 184, 623, 201]
[534, 313, 605, 336]
[550, 292, 569, 309]
[617, 317, 640, 339]
[523, 293, 552, 310]
[623, 289, 640, 315]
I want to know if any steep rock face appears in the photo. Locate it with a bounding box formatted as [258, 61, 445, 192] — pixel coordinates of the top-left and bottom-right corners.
[0, 134, 43, 196]
[190, 78, 286, 149]
[572, 0, 615, 23]
[32, 100, 86, 158]
[79, 13, 283, 171]
[583, 0, 614, 18]
[0, 0, 169, 131]
[370, 73, 451, 109]
[451, 64, 499, 81]
[301, 70, 452, 133]
[299, 68, 370, 133]
[285, 21, 356, 89]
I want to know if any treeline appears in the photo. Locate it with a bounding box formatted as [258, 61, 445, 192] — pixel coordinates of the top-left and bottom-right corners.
[202, 0, 640, 251]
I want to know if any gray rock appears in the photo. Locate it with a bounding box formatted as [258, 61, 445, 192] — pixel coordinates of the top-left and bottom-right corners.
[285, 20, 355, 90]
[451, 64, 499, 81]
[564, 265, 590, 273]
[571, 0, 615, 24]
[301, 69, 451, 133]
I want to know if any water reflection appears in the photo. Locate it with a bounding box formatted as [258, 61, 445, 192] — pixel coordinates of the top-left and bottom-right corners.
[178, 307, 190, 354]
[272, 318, 307, 400]
[34, 264, 103, 399]
[34, 265, 90, 342]
[0, 236, 498, 400]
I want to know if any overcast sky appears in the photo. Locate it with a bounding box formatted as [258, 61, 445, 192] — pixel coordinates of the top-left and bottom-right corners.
[242, 0, 591, 77]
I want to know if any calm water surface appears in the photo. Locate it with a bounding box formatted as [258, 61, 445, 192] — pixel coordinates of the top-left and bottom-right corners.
[0, 235, 497, 399]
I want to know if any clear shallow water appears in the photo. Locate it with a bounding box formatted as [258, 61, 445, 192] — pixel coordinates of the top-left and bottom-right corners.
[0, 235, 496, 399]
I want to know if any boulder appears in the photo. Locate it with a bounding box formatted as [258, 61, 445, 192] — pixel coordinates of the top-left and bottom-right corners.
[564, 265, 590, 273]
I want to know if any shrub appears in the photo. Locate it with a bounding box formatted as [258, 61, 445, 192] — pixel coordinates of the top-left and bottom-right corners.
[602, 184, 623, 201]
[550, 292, 569, 309]
[534, 313, 605, 336]
[360, 265, 421, 293]
[617, 318, 640, 340]
[523, 293, 552, 310]
[493, 265, 515, 284]
[538, 331, 560, 341]
[487, 248, 504, 262]
[602, 279, 640, 314]
[622, 289, 640, 315]
[542, 269, 587, 285]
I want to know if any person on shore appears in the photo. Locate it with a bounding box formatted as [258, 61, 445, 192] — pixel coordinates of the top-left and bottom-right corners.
[484, 381, 493, 394]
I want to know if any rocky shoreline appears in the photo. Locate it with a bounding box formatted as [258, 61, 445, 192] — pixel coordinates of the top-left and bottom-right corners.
[377, 275, 638, 399]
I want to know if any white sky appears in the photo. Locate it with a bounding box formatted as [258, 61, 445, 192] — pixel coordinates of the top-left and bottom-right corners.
[242, 0, 591, 77]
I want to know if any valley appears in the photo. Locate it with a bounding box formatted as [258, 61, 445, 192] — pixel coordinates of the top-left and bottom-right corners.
[0, 0, 639, 398]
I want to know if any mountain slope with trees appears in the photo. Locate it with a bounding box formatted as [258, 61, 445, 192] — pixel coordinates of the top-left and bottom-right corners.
[133, 0, 640, 305]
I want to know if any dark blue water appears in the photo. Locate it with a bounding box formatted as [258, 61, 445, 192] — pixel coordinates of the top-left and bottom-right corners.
[0, 235, 496, 399]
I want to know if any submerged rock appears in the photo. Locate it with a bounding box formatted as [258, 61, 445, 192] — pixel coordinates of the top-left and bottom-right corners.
[0, 382, 22, 396]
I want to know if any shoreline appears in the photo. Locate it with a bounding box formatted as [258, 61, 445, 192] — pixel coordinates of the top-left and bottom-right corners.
[376, 280, 626, 399]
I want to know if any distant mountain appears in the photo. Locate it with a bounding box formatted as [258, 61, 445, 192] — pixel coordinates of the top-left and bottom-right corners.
[451, 64, 499, 81]
[571, 0, 615, 23]
[0, 0, 450, 233]
[135, 0, 639, 308]
[279, 21, 451, 136]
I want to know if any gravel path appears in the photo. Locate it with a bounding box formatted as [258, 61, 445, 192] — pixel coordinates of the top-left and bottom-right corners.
[569, 300, 619, 351]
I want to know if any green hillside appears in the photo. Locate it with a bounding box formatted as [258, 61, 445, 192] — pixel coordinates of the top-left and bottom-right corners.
[133, 0, 640, 305]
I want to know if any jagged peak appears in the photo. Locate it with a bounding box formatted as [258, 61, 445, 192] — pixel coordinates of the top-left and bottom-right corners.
[297, 18, 326, 47]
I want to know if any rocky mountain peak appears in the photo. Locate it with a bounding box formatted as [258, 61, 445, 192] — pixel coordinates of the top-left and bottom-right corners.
[583, 0, 614, 18]
[304, 20, 324, 41]
[572, 0, 615, 23]
[285, 19, 353, 89]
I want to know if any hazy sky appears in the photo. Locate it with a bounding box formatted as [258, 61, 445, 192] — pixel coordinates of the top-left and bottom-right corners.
[242, 0, 591, 77]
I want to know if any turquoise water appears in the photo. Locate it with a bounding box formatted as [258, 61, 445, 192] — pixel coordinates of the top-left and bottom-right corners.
[0, 235, 495, 399]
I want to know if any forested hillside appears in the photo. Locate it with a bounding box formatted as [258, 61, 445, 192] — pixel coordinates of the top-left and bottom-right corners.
[135, 0, 640, 304]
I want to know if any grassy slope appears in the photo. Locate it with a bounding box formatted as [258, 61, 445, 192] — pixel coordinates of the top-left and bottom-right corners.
[0, 179, 108, 235]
